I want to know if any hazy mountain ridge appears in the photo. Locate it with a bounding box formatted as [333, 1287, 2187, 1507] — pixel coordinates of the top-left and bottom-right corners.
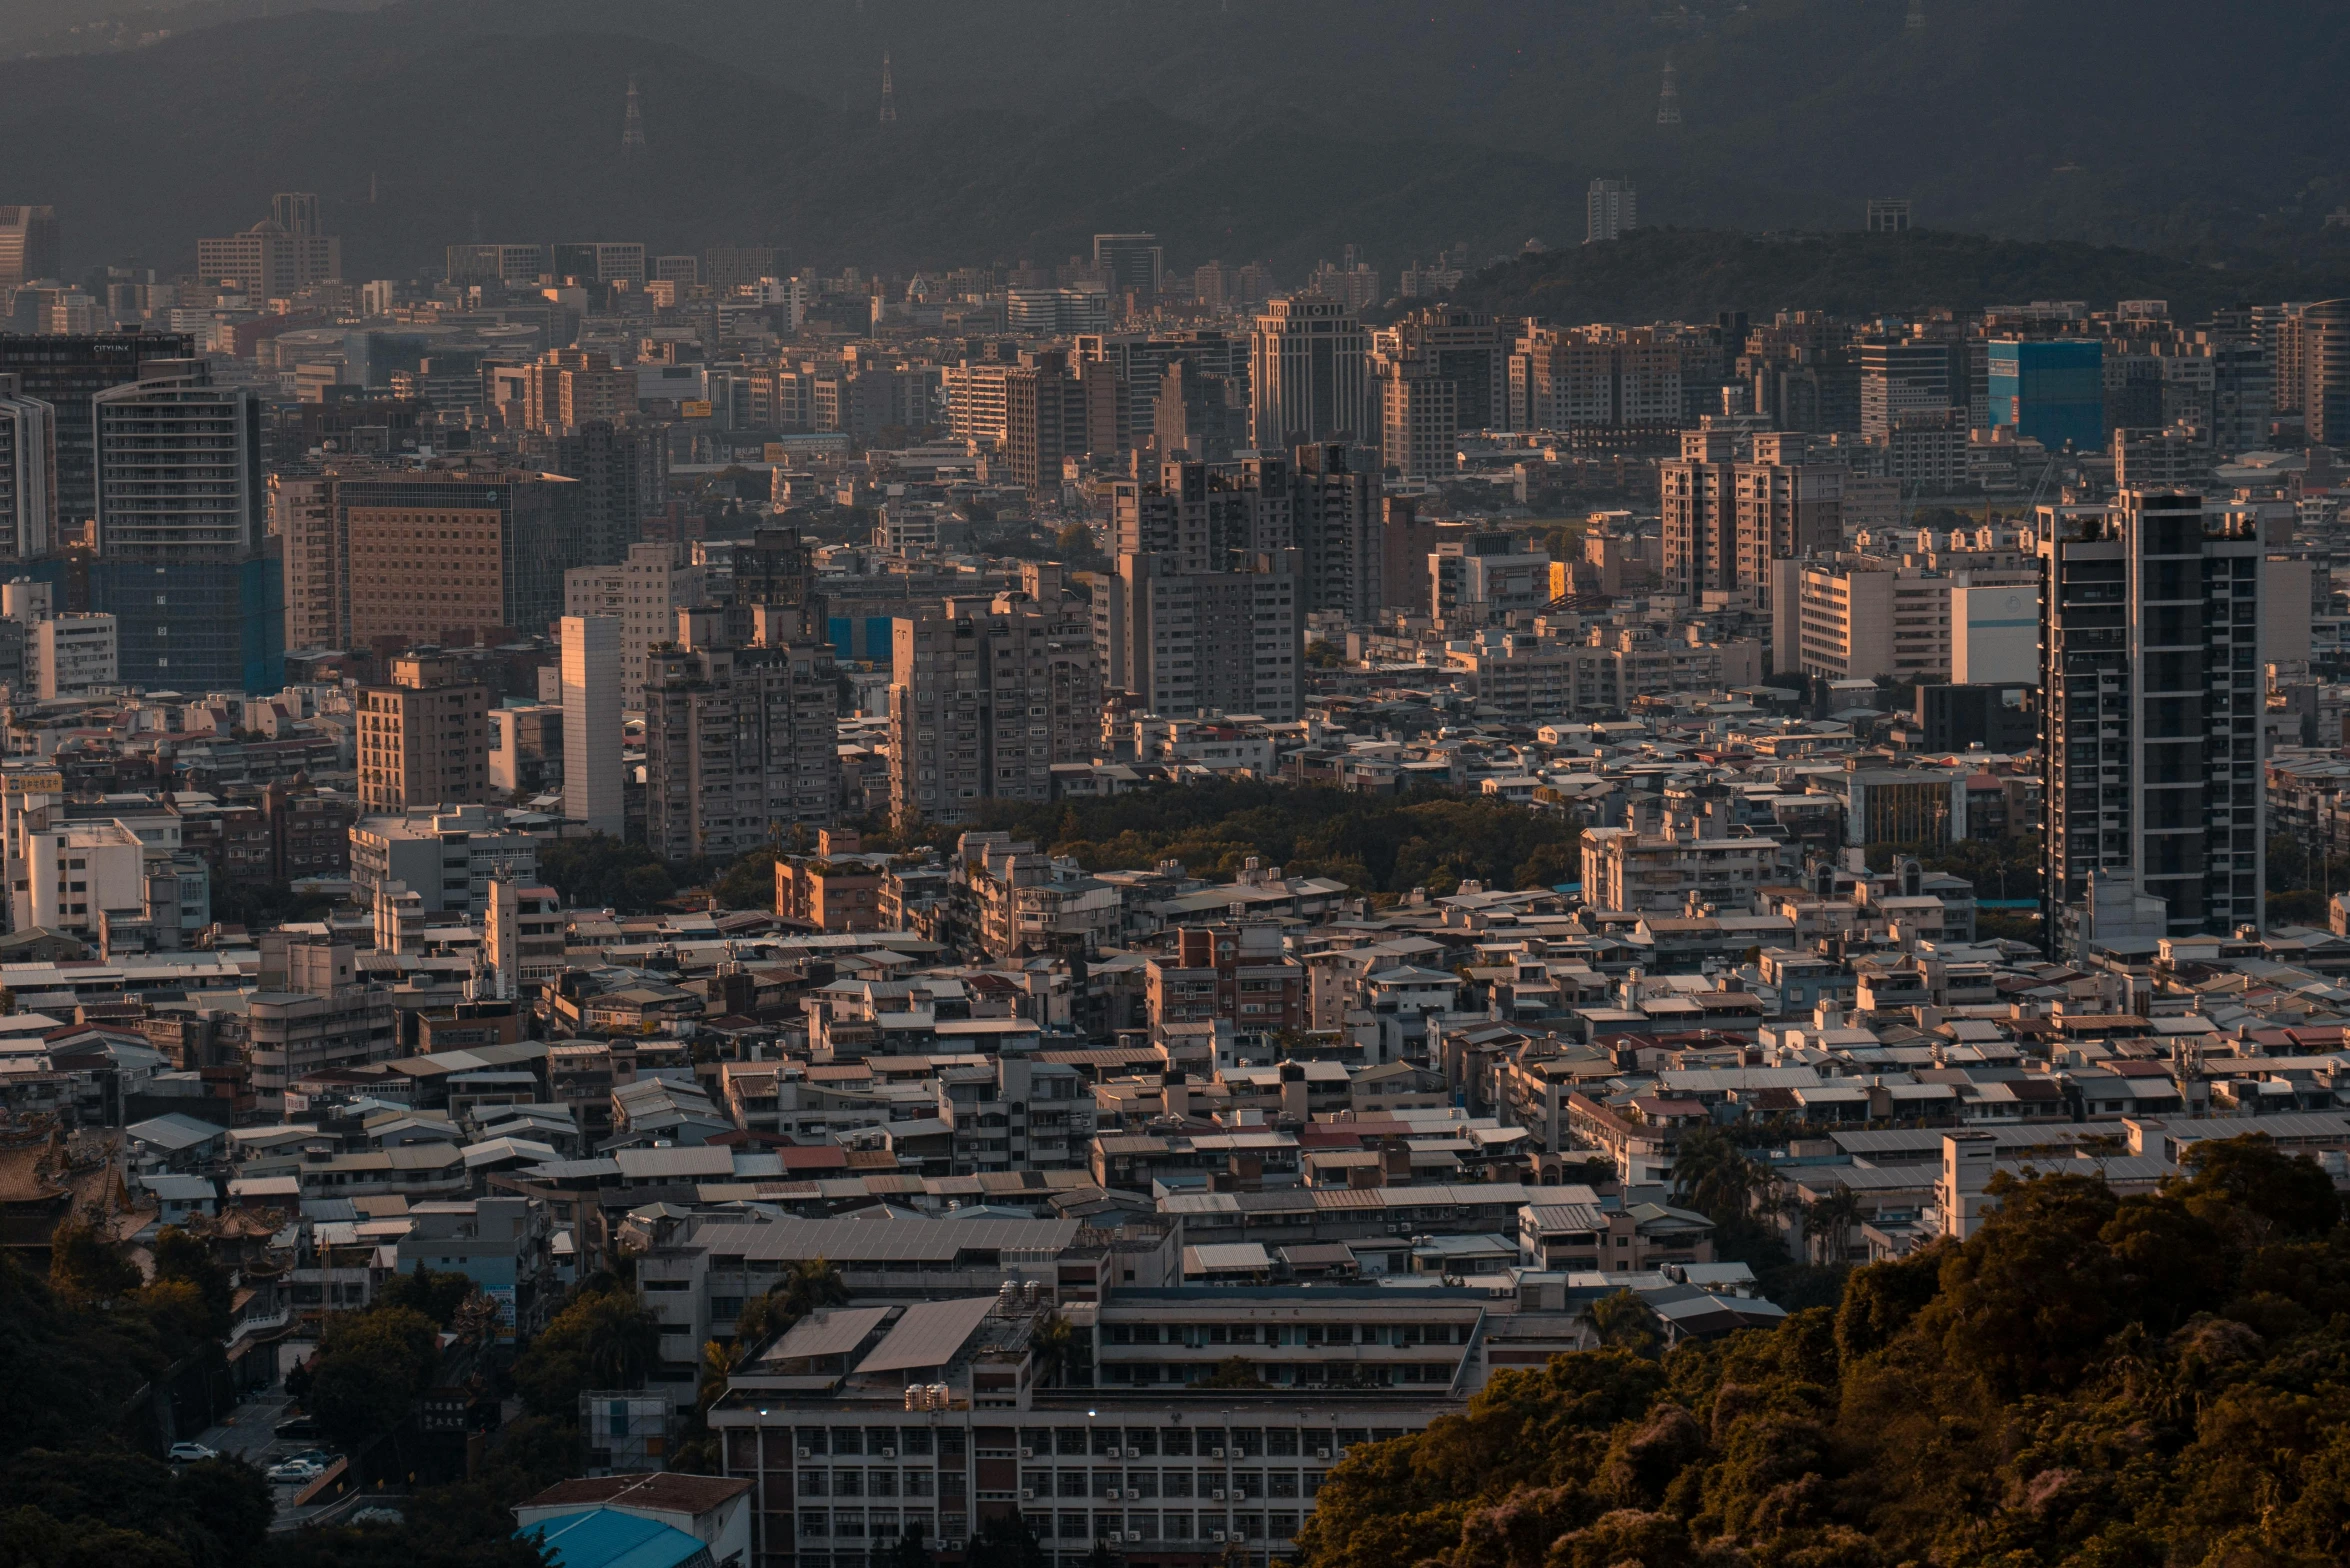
[3, 0, 2349, 279]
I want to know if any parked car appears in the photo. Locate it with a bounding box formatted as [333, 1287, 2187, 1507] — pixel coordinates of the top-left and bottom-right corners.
[266, 1459, 324, 1484]
[286, 1450, 339, 1471]
[166, 1443, 220, 1463]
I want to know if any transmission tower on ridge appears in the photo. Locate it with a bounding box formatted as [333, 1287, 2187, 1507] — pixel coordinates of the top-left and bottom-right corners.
[880, 51, 898, 124]
[1907, 0, 1925, 32]
[1657, 55, 1682, 126]
[622, 76, 647, 157]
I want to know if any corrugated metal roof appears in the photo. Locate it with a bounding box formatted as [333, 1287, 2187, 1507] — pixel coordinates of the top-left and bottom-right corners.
[689, 1216, 1079, 1263]
[852, 1296, 998, 1374]
[615, 1147, 733, 1180]
[766, 1305, 894, 1363]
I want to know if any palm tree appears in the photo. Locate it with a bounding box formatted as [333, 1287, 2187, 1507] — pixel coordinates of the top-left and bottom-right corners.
[697, 1337, 745, 1416]
[1671, 1127, 1756, 1222]
[735, 1257, 850, 1348]
[1587, 1287, 1660, 1356]
[1807, 1186, 1866, 1266]
[1029, 1310, 1077, 1387]
[780, 1257, 850, 1319]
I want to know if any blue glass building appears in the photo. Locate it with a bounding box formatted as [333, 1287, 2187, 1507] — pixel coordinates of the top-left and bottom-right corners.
[1988, 339, 2105, 452]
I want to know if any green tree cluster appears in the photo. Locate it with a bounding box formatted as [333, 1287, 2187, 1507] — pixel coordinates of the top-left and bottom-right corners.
[304, 1304, 441, 1455]
[981, 780, 1582, 897]
[537, 834, 707, 914]
[509, 1278, 661, 1418]
[1295, 1134, 2350, 1568]
[0, 1448, 272, 1568]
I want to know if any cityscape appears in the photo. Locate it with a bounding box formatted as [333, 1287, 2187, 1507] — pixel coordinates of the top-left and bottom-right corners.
[13, 5, 2350, 1568]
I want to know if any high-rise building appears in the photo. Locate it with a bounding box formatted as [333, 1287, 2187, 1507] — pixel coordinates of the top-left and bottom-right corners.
[561, 614, 624, 835]
[563, 541, 705, 707]
[1988, 339, 2105, 452]
[2038, 491, 2265, 952]
[323, 468, 586, 651]
[944, 360, 1012, 446]
[0, 375, 55, 561]
[485, 876, 565, 998]
[444, 243, 550, 287]
[1659, 429, 1737, 600]
[271, 473, 340, 652]
[1733, 432, 1846, 614]
[2204, 337, 2273, 455]
[524, 418, 656, 565]
[550, 243, 647, 288]
[1092, 234, 1164, 300]
[643, 608, 841, 860]
[89, 362, 281, 693]
[1858, 338, 1959, 442]
[1290, 443, 1383, 625]
[1098, 458, 1308, 720]
[705, 247, 780, 292]
[2299, 299, 2350, 446]
[1507, 324, 1685, 430]
[1373, 352, 1454, 481]
[1249, 296, 1370, 449]
[519, 348, 637, 435]
[356, 652, 491, 811]
[1003, 351, 1117, 497]
[889, 595, 1100, 827]
[1585, 179, 1637, 243]
[1370, 307, 1503, 478]
[0, 206, 60, 288]
[0, 330, 196, 531]
[195, 194, 340, 297]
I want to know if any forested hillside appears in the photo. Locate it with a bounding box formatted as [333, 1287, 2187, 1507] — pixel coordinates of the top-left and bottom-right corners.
[1297, 1136, 2350, 1568]
[10, 0, 2350, 275]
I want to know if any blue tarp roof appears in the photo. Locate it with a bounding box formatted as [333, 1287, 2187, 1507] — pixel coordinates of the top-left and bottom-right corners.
[522, 1510, 713, 1568]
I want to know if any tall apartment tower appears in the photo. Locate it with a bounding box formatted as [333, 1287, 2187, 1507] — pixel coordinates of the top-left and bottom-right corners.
[1370, 307, 1503, 479]
[1099, 456, 1307, 721]
[0, 375, 55, 561]
[1002, 350, 1115, 497]
[642, 607, 840, 860]
[525, 418, 656, 564]
[1660, 429, 1737, 600]
[2298, 299, 2350, 446]
[563, 540, 705, 707]
[889, 595, 1099, 827]
[562, 614, 624, 835]
[1585, 180, 1637, 243]
[1858, 338, 1959, 441]
[356, 653, 491, 812]
[89, 361, 280, 692]
[1291, 443, 1383, 625]
[0, 207, 60, 288]
[1093, 234, 1165, 300]
[195, 195, 340, 297]
[1249, 295, 1370, 449]
[2038, 491, 2265, 954]
[0, 331, 195, 531]
[1734, 431, 1846, 615]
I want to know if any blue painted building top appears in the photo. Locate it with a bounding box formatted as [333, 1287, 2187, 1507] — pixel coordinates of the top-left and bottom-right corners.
[521, 1508, 715, 1568]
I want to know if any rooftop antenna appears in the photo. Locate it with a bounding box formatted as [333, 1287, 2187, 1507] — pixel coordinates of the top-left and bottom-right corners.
[1657, 54, 1682, 126]
[622, 75, 648, 158]
[879, 50, 897, 124]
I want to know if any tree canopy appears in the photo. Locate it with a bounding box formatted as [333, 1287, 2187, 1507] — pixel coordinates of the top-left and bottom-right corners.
[978, 779, 1582, 897]
[1297, 1134, 2350, 1568]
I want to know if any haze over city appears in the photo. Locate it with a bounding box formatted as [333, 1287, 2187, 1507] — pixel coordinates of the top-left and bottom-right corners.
[9, 6, 2350, 1568]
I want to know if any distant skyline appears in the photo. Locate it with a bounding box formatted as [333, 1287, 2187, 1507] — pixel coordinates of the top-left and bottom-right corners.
[2, 0, 2348, 277]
